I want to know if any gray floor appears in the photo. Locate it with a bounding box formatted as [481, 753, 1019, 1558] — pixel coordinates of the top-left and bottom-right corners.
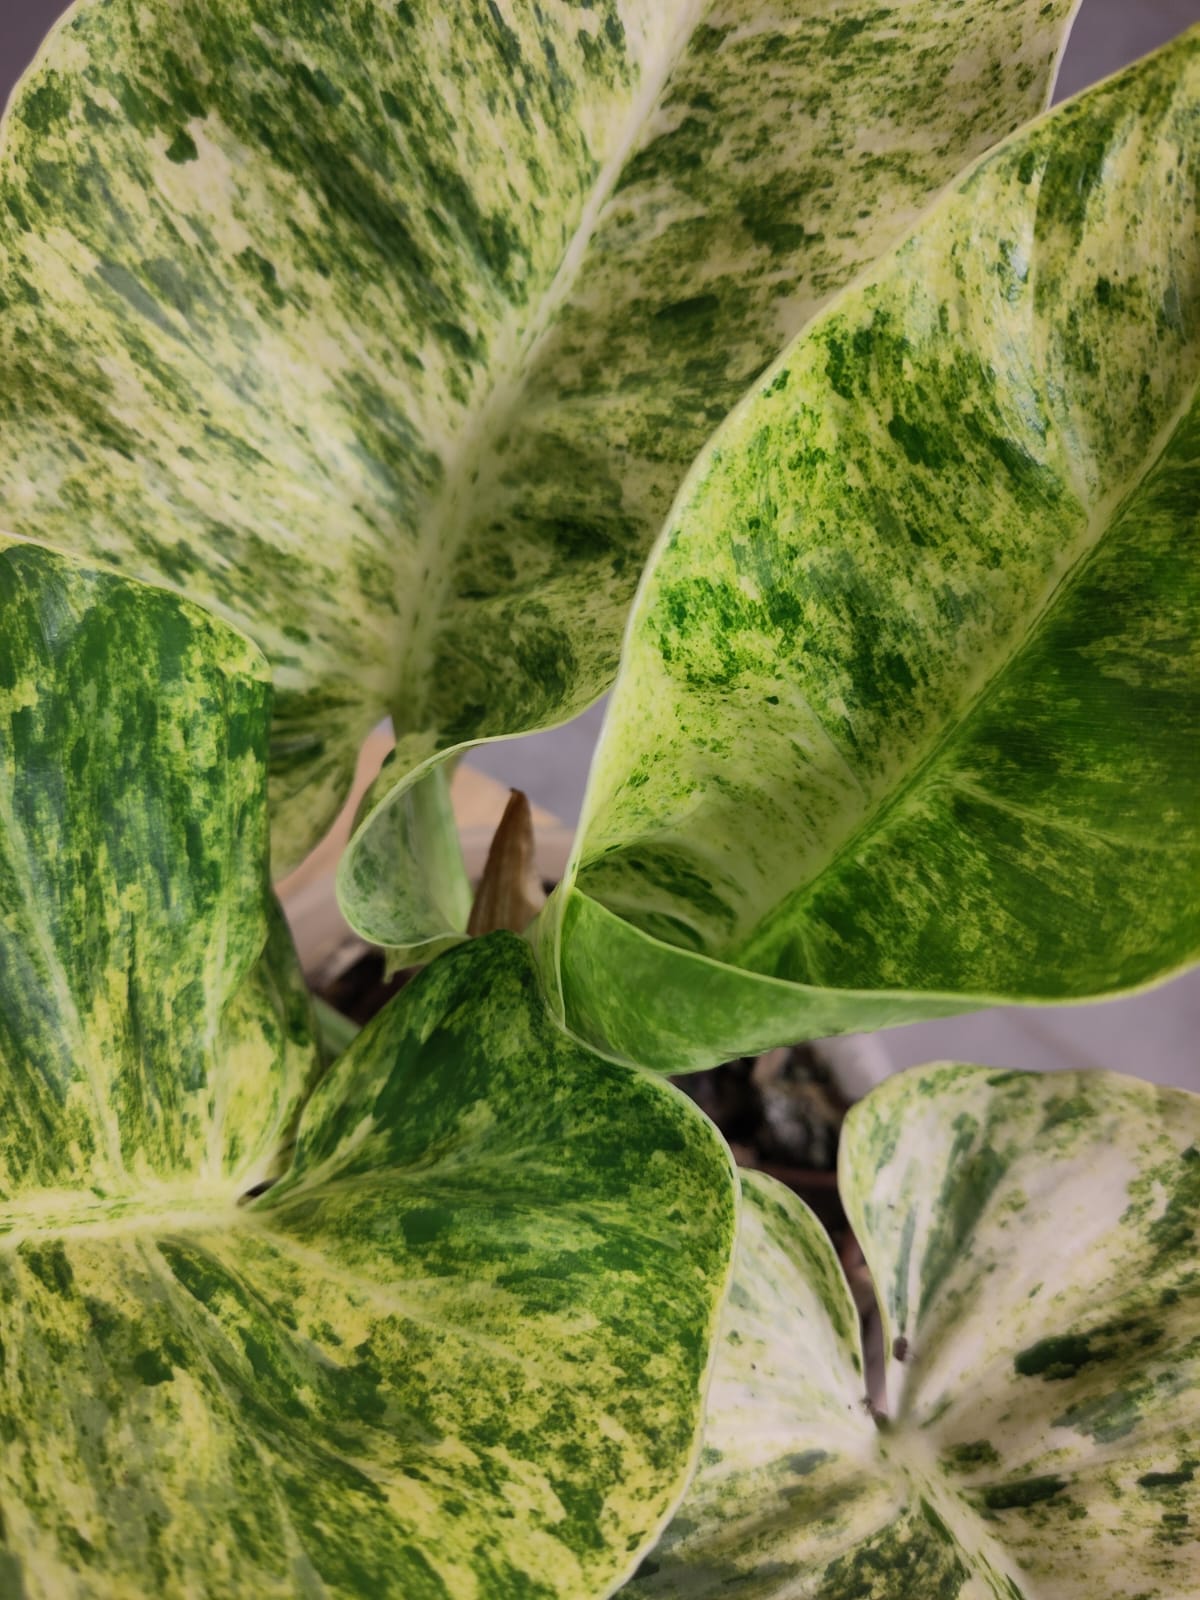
[4, 0, 1199, 1087]
[1055, 0, 1200, 98]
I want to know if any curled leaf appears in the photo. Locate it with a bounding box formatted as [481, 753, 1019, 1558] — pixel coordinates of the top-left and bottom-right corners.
[0, 0, 1077, 908]
[545, 30, 1200, 1069]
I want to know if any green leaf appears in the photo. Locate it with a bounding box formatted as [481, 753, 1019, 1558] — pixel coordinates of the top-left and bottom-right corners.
[632, 1066, 1200, 1598]
[246, 935, 739, 1598]
[340, 755, 476, 971]
[0, 546, 740, 1596]
[629, 1171, 888, 1597]
[311, 994, 362, 1063]
[545, 30, 1200, 1071]
[0, 0, 1078, 889]
[0, 539, 316, 1194]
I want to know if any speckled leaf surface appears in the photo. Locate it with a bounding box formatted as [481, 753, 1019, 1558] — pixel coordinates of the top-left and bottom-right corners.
[0, 547, 740, 1597]
[545, 31, 1200, 1071]
[631, 1068, 1200, 1598]
[0, 539, 317, 1199]
[629, 1171, 895, 1598]
[0, 0, 1078, 886]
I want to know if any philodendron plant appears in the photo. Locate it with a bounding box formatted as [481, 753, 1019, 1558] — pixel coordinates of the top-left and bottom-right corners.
[0, 541, 739, 1596]
[0, 2, 1198, 1599]
[0, 0, 1081, 951]
[635, 1067, 1200, 1597]
[536, 23, 1200, 1068]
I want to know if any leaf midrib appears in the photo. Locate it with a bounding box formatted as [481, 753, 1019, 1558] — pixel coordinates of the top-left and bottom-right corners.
[0, 1186, 563, 1373]
[734, 368, 1200, 975]
[391, 1, 709, 724]
[876, 1426, 1035, 1595]
[0, 1187, 240, 1252]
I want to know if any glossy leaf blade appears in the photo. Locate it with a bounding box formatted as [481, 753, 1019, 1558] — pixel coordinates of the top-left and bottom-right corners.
[632, 1067, 1200, 1597]
[0, 0, 1077, 882]
[630, 1172, 893, 1597]
[0, 540, 314, 1195]
[550, 31, 1200, 1069]
[252, 934, 739, 1599]
[844, 1064, 1200, 1599]
[0, 550, 740, 1596]
[2, 936, 739, 1600]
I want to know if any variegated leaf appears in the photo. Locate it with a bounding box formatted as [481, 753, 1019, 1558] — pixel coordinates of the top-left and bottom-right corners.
[0, 539, 316, 1197]
[632, 1067, 1200, 1598]
[544, 30, 1200, 1071]
[630, 1171, 891, 1597]
[0, 546, 740, 1598]
[0, 0, 1077, 892]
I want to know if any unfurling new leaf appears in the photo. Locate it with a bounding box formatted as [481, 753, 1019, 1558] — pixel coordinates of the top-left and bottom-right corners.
[543, 30, 1200, 1070]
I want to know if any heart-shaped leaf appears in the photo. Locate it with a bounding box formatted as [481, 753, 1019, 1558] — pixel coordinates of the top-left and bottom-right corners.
[542, 29, 1200, 1070]
[632, 1065, 1200, 1596]
[0, 0, 1077, 898]
[0, 540, 316, 1194]
[0, 545, 738, 1598]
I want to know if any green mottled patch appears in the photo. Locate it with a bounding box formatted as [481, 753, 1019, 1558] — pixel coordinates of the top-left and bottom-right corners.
[1139, 1465, 1195, 1491]
[0, 540, 309, 1198]
[942, 1440, 1002, 1473]
[630, 1065, 1200, 1598]
[1016, 1332, 1099, 1380]
[543, 29, 1200, 1072]
[0, 548, 738, 1598]
[976, 1476, 1068, 1513]
[0, 0, 1076, 929]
